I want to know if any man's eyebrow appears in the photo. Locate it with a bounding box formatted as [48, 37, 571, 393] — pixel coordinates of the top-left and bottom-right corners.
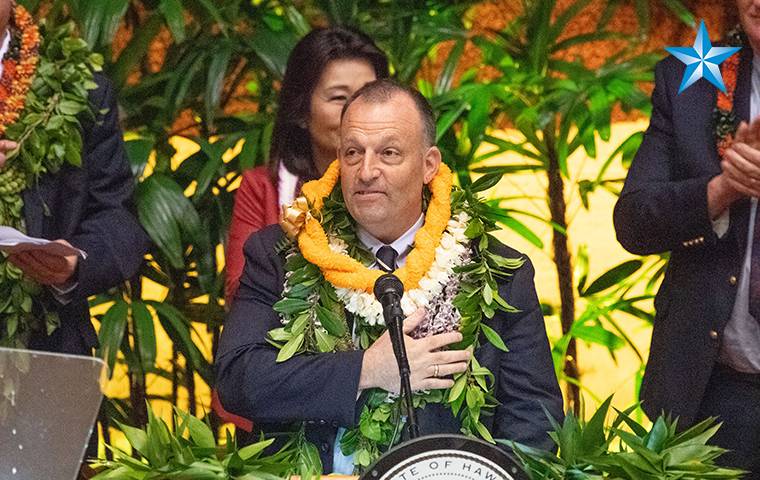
[340, 135, 360, 146]
[378, 134, 402, 145]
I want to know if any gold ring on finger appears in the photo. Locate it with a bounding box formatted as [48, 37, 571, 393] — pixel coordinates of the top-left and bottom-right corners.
[433, 364, 440, 378]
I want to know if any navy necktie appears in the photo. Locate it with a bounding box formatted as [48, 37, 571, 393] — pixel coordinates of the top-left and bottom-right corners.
[376, 245, 398, 273]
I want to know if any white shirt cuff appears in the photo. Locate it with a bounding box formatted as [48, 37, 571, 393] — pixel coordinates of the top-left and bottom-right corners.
[712, 210, 730, 238]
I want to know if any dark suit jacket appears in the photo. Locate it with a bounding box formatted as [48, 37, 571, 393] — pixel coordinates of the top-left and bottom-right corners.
[22, 72, 150, 355]
[216, 223, 563, 473]
[613, 49, 753, 426]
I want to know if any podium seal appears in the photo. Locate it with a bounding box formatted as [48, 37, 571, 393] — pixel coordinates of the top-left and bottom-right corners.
[359, 435, 529, 480]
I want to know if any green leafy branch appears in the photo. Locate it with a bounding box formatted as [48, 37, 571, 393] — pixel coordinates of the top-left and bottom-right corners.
[91, 404, 296, 479]
[269, 251, 351, 362]
[5, 21, 104, 177]
[503, 396, 744, 480]
[448, 355, 497, 442]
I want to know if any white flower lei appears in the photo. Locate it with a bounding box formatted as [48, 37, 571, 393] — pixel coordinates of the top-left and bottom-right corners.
[327, 211, 472, 326]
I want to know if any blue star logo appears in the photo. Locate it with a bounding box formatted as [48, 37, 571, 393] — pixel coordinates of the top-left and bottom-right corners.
[664, 19, 741, 93]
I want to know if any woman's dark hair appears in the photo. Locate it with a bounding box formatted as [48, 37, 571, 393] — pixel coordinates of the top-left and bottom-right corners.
[269, 26, 389, 182]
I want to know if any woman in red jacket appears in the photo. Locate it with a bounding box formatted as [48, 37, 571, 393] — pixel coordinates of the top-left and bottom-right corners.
[225, 27, 389, 304]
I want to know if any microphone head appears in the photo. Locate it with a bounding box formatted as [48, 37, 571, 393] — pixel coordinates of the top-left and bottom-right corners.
[374, 273, 403, 302]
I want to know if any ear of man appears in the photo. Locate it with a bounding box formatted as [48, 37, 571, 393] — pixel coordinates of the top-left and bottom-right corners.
[423, 146, 442, 185]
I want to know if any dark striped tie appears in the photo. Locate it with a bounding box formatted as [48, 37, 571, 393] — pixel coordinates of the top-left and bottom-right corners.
[376, 245, 398, 272]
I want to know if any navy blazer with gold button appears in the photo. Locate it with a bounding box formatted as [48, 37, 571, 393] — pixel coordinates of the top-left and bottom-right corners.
[614, 47, 753, 426]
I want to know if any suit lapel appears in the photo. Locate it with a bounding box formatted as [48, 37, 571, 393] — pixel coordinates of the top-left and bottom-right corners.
[732, 48, 754, 252]
[734, 48, 753, 123]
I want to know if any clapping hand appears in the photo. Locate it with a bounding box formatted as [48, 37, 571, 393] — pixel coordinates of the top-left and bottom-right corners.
[721, 118, 760, 197]
[709, 117, 760, 218]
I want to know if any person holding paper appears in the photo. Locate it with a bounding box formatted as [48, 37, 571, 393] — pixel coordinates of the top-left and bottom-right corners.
[0, 0, 149, 354]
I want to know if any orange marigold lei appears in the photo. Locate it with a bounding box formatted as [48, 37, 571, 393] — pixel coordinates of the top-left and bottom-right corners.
[298, 160, 453, 294]
[0, 5, 39, 137]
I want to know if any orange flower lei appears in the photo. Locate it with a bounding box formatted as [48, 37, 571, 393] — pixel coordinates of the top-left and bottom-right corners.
[0, 5, 39, 137]
[297, 160, 453, 294]
[716, 57, 739, 159]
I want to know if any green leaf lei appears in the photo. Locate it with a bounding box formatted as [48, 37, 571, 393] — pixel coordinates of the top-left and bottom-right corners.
[0, 21, 103, 347]
[270, 173, 524, 473]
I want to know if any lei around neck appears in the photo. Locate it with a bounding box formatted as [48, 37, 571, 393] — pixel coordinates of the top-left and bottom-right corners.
[297, 160, 453, 295]
[0, 5, 38, 136]
[272, 161, 524, 473]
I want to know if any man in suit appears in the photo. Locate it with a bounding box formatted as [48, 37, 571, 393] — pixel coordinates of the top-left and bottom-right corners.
[0, 0, 149, 356]
[614, 2, 760, 474]
[216, 80, 562, 473]
[8, 71, 150, 356]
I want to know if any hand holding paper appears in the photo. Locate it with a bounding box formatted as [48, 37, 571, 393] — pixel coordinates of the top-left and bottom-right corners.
[0, 226, 86, 287]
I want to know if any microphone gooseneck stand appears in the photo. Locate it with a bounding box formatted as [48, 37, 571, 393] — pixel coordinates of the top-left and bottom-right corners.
[374, 273, 419, 439]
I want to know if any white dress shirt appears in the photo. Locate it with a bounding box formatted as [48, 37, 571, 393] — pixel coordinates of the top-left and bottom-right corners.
[717, 55, 760, 373]
[332, 213, 425, 474]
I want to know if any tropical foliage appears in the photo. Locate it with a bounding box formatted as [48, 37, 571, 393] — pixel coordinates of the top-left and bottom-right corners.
[506, 397, 743, 480]
[90, 398, 744, 480]
[91, 404, 297, 479]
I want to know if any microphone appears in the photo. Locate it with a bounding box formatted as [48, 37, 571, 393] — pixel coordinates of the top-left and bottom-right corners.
[374, 273, 419, 439]
[375, 273, 405, 325]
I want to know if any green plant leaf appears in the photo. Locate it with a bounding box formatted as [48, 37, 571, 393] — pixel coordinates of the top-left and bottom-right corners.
[158, 0, 186, 42]
[238, 438, 275, 461]
[276, 333, 304, 362]
[571, 324, 625, 351]
[582, 260, 643, 297]
[580, 395, 612, 455]
[131, 300, 157, 374]
[116, 421, 149, 458]
[68, 0, 130, 50]
[314, 328, 336, 352]
[273, 298, 311, 315]
[646, 416, 668, 453]
[148, 300, 211, 385]
[135, 174, 202, 269]
[176, 408, 216, 449]
[315, 305, 346, 337]
[205, 42, 234, 128]
[575, 245, 589, 294]
[96, 299, 129, 377]
[480, 324, 508, 352]
[469, 172, 503, 193]
[498, 216, 544, 249]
